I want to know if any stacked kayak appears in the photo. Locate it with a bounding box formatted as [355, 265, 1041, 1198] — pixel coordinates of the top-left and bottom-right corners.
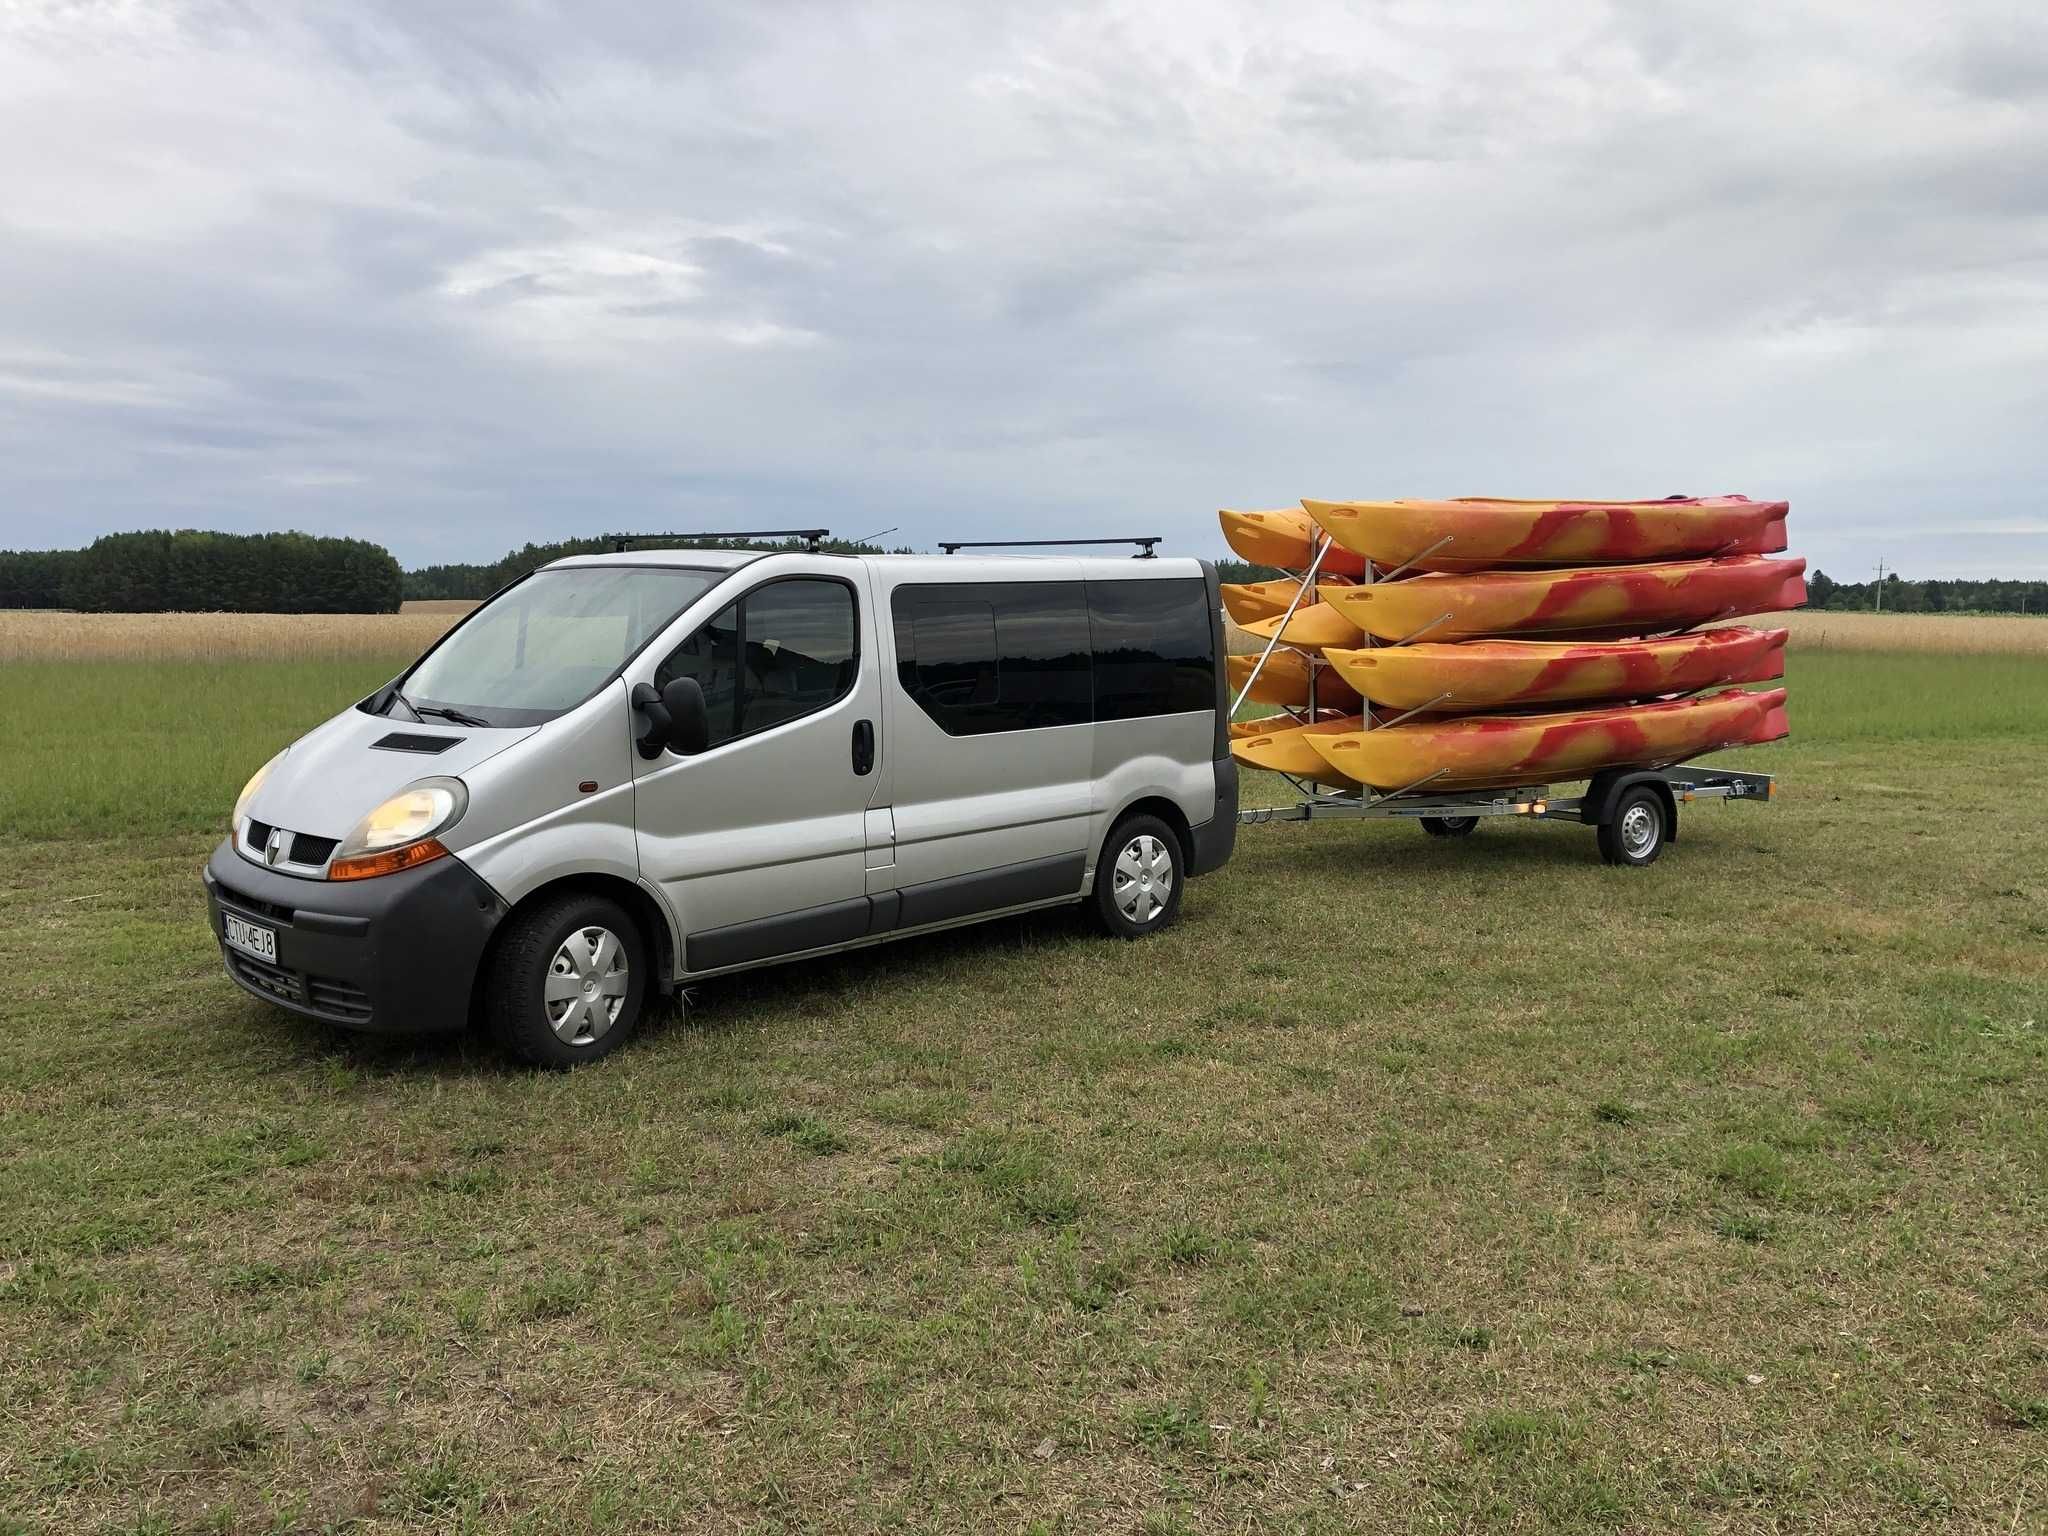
[1302, 496, 1788, 572]
[1323, 627, 1787, 712]
[1222, 495, 1799, 792]
[1317, 555, 1808, 642]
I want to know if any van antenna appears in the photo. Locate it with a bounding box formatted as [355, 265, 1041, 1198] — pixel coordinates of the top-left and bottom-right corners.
[938, 536, 1162, 559]
[610, 529, 830, 554]
[848, 526, 898, 546]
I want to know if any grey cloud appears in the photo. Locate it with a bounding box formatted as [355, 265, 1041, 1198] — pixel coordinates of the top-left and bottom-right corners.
[0, 0, 2042, 580]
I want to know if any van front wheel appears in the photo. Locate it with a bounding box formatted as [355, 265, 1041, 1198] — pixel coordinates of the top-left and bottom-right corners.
[487, 893, 649, 1067]
[1089, 815, 1185, 939]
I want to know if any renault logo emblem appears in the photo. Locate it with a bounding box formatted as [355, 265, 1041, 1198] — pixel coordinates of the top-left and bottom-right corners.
[265, 829, 286, 867]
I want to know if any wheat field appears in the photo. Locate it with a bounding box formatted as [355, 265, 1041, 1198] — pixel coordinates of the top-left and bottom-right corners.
[2, 603, 2040, 665]
[0, 606, 468, 661]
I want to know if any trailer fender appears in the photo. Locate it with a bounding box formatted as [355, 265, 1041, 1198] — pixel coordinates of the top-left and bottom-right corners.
[1582, 770, 1680, 843]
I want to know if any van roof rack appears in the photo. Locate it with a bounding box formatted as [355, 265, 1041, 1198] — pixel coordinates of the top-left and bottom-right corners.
[938, 536, 1161, 559]
[611, 529, 830, 553]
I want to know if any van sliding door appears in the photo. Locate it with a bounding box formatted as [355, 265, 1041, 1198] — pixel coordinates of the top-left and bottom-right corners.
[879, 571, 1093, 923]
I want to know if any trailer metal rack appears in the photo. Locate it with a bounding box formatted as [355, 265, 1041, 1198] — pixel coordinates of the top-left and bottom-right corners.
[1225, 524, 1779, 866]
[1236, 764, 1776, 866]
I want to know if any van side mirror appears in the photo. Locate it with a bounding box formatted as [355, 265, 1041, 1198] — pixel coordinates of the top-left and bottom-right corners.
[661, 676, 710, 756]
[632, 678, 710, 759]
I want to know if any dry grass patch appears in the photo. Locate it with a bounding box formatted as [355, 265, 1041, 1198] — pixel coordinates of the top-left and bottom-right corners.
[1748, 609, 2048, 654]
[0, 608, 461, 661]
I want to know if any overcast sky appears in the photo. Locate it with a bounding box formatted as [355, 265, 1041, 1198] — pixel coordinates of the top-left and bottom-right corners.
[3, 1, 2043, 578]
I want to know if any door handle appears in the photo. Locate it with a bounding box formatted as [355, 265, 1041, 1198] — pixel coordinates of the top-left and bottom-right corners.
[851, 719, 875, 776]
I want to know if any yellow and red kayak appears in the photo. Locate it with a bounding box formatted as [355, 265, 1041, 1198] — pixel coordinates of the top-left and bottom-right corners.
[1220, 508, 1370, 578]
[1238, 602, 1364, 653]
[1323, 626, 1788, 711]
[1229, 714, 1367, 786]
[1302, 496, 1788, 573]
[1230, 709, 1353, 740]
[1226, 650, 1364, 710]
[1220, 575, 1354, 625]
[1305, 687, 1789, 792]
[1320, 556, 1806, 643]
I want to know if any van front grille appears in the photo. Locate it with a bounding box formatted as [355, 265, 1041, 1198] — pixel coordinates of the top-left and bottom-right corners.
[305, 976, 372, 1021]
[215, 882, 294, 925]
[224, 951, 373, 1025]
[290, 833, 338, 866]
[227, 950, 305, 1006]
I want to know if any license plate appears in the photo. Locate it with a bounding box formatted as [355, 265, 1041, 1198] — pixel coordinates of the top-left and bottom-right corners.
[223, 913, 277, 964]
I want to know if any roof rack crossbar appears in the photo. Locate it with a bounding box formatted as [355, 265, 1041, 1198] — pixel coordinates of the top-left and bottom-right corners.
[610, 528, 830, 553]
[938, 536, 1162, 559]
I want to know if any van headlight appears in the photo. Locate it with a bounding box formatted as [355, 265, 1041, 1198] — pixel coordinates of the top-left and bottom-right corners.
[330, 777, 468, 882]
[233, 748, 288, 830]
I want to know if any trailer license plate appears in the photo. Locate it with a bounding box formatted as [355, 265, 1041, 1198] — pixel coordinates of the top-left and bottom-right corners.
[223, 914, 277, 964]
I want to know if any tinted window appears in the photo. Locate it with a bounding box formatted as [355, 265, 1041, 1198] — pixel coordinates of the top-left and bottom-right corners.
[656, 601, 741, 745]
[654, 578, 857, 748]
[1088, 577, 1215, 720]
[911, 600, 998, 708]
[741, 579, 859, 733]
[893, 583, 1090, 735]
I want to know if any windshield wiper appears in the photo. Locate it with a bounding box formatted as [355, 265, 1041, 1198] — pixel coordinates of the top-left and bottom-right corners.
[383, 687, 425, 722]
[414, 704, 491, 728]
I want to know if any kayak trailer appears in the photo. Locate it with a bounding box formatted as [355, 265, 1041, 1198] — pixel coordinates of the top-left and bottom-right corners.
[1236, 764, 1776, 868]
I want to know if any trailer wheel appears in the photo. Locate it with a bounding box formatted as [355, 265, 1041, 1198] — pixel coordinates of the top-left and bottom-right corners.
[1420, 816, 1479, 838]
[1089, 814, 1185, 939]
[1597, 786, 1668, 867]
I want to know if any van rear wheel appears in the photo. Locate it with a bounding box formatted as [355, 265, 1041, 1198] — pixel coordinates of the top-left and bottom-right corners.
[487, 892, 649, 1067]
[1089, 814, 1185, 940]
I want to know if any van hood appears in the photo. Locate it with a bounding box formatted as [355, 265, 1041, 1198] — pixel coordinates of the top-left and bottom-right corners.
[244, 705, 538, 840]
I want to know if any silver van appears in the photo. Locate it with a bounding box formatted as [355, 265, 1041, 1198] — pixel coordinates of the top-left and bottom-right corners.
[204, 543, 1238, 1063]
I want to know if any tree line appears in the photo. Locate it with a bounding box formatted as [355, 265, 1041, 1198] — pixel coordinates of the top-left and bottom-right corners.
[5, 533, 2042, 616]
[405, 534, 914, 599]
[1807, 571, 2045, 615]
[0, 531, 402, 613]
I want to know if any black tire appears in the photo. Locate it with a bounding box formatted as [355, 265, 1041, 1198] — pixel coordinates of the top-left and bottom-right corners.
[485, 892, 650, 1067]
[1596, 786, 1668, 867]
[1420, 815, 1479, 838]
[1089, 814, 1186, 939]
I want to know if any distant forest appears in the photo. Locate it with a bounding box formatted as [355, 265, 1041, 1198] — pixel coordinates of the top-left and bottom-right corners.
[0, 531, 401, 613]
[4, 536, 2044, 616]
[404, 534, 912, 600]
[1805, 570, 2046, 614]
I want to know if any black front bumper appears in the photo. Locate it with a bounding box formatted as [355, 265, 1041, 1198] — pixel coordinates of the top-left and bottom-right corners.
[203, 840, 508, 1034]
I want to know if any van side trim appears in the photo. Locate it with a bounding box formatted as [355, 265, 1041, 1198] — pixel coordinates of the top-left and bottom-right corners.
[680, 852, 1085, 974]
[894, 852, 1085, 931]
[686, 895, 873, 973]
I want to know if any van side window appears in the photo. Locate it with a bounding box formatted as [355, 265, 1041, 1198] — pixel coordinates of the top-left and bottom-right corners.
[1088, 578, 1216, 720]
[892, 583, 1089, 735]
[654, 579, 857, 748]
[656, 601, 742, 745]
[740, 579, 858, 734]
[910, 600, 998, 708]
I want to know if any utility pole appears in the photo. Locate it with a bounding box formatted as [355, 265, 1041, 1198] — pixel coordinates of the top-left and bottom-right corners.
[1874, 559, 1887, 614]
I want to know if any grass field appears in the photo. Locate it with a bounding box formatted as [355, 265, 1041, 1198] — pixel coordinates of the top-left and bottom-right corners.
[2, 615, 2044, 1533]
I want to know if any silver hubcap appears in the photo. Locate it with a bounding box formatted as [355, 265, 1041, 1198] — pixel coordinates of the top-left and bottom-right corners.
[1620, 803, 1658, 857]
[1112, 834, 1174, 925]
[545, 925, 629, 1045]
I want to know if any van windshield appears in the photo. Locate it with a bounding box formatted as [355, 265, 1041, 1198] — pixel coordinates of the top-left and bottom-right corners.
[399, 566, 722, 726]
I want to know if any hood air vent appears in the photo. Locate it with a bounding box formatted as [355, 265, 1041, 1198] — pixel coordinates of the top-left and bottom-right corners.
[371, 732, 464, 754]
